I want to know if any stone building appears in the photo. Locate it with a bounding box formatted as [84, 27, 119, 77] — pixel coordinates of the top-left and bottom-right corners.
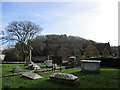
[83, 43, 100, 59]
[95, 42, 111, 56]
[83, 42, 111, 59]
[57, 44, 72, 62]
[47, 42, 111, 63]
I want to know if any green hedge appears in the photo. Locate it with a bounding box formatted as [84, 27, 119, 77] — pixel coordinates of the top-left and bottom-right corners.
[89, 57, 119, 68]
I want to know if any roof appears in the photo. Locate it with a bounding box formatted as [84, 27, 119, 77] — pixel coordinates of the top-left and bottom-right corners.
[94, 42, 111, 53]
[70, 44, 87, 51]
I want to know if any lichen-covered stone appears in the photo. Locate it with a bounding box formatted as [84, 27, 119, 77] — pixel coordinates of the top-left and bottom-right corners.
[12, 66, 22, 72]
[48, 73, 80, 86]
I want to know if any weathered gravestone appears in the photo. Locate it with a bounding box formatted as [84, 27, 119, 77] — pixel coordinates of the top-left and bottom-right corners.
[28, 64, 40, 70]
[80, 60, 101, 73]
[22, 71, 43, 80]
[0, 54, 5, 61]
[12, 66, 22, 72]
[52, 63, 57, 69]
[48, 73, 80, 85]
[44, 60, 53, 68]
[66, 56, 76, 68]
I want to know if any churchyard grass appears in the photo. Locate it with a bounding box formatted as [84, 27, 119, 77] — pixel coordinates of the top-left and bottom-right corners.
[2, 64, 51, 75]
[2, 66, 119, 88]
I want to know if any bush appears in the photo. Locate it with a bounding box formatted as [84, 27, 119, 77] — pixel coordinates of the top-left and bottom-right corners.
[51, 56, 62, 65]
[89, 57, 119, 68]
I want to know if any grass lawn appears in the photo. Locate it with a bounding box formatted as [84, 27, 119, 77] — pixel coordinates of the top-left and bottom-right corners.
[1, 64, 52, 75]
[1, 64, 119, 88]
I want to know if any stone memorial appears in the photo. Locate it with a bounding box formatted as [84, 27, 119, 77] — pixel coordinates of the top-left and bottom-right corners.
[67, 56, 76, 68]
[52, 63, 57, 69]
[44, 60, 53, 67]
[28, 64, 40, 70]
[0, 54, 5, 61]
[22, 71, 43, 80]
[80, 60, 101, 73]
[48, 73, 80, 85]
[12, 66, 22, 72]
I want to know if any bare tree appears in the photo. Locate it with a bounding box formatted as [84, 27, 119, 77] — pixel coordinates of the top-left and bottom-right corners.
[1, 21, 43, 63]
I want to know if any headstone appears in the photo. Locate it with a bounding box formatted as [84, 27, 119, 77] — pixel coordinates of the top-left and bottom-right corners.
[48, 73, 80, 85]
[12, 66, 22, 72]
[22, 71, 43, 80]
[0, 55, 5, 61]
[28, 64, 40, 70]
[80, 60, 101, 73]
[68, 56, 76, 68]
[44, 60, 53, 67]
[69, 56, 76, 60]
[52, 63, 57, 69]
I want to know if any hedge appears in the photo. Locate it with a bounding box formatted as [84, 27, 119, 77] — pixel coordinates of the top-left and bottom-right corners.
[89, 57, 119, 68]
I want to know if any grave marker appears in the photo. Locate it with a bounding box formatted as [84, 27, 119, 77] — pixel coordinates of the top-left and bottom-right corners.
[48, 73, 80, 85]
[28, 64, 40, 70]
[80, 60, 101, 73]
[22, 72, 43, 80]
[12, 66, 22, 72]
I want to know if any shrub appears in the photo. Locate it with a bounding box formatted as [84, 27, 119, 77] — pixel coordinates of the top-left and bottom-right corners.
[90, 57, 119, 68]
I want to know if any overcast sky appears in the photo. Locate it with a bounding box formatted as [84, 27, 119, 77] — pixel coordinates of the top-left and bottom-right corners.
[1, 0, 119, 46]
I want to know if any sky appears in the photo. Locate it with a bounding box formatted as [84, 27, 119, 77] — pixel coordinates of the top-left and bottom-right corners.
[1, 0, 119, 47]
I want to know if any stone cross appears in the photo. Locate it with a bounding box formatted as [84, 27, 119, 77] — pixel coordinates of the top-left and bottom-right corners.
[29, 46, 33, 63]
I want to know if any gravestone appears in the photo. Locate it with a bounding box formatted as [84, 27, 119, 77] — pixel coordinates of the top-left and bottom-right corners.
[80, 60, 101, 73]
[22, 71, 43, 80]
[28, 64, 40, 70]
[12, 66, 22, 72]
[0, 54, 5, 61]
[66, 56, 76, 68]
[44, 60, 53, 67]
[53, 63, 57, 69]
[48, 73, 80, 85]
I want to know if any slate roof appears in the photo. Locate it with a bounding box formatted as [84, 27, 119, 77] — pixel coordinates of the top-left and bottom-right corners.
[70, 43, 87, 51]
[48, 42, 111, 55]
[94, 42, 111, 53]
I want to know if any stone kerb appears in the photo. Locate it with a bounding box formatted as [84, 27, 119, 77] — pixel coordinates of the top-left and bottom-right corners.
[48, 73, 80, 86]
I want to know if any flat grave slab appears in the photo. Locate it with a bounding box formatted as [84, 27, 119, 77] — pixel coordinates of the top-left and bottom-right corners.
[44, 60, 53, 67]
[22, 72, 43, 80]
[48, 73, 80, 86]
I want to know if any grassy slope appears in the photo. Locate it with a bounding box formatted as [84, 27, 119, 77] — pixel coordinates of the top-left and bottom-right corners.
[2, 67, 118, 88]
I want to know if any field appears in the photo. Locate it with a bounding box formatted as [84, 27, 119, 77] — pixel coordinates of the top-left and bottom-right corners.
[1, 64, 119, 88]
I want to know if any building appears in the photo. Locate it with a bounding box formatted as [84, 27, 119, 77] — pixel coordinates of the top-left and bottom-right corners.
[47, 42, 111, 63]
[57, 44, 72, 62]
[83, 42, 111, 59]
